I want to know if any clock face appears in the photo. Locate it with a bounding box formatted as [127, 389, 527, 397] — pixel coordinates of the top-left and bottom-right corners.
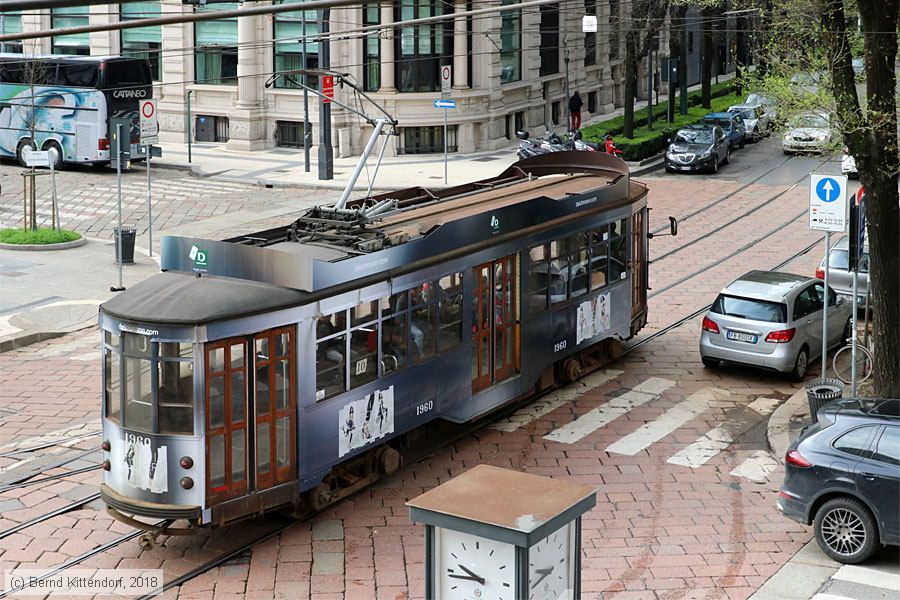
[437, 528, 516, 600]
[528, 523, 573, 600]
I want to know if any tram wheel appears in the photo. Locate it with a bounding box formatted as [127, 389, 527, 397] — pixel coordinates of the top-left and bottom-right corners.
[378, 447, 401, 475]
[308, 483, 332, 512]
[561, 358, 581, 383]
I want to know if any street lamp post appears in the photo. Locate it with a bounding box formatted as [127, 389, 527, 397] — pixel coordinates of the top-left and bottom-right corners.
[564, 48, 571, 132]
[318, 8, 334, 181]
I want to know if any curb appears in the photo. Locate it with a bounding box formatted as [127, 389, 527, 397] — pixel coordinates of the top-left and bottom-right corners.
[0, 237, 87, 251]
[0, 331, 67, 353]
[631, 158, 665, 177]
[767, 387, 809, 462]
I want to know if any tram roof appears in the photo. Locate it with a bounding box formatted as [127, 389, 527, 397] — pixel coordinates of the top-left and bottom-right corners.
[152, 151, 644, 299]
[101, 271, 307, 324]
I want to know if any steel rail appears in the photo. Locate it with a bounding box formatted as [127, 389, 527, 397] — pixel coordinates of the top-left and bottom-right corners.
[0, 448, 99, 487]
[0, 493, 101, 540]
[0, 464, 100, 493]
[0, 431, 100, 459]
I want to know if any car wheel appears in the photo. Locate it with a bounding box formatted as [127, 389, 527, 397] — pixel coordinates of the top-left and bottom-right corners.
[739, 135, 746, 149]
[702, 357, 719, 368]
[15, 138, 36, 167]
[752, 127, 760, 142]
[665, 164, 674, 173]
[842, 316, 854, 345]
[789, 346, 809, 382]
[814, 497, 879, 564]
[724, 148, 731, 165]
[711, 156, 719, 174]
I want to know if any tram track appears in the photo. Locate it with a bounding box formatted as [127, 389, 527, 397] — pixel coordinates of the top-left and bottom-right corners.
[0, 431, 100, 459]
[0, 493, 101, 540]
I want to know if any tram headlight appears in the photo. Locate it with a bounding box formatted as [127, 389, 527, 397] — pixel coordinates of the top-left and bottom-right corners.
[180, 477, 194, 490]
[101, 440, 111, 451]
[179, 456, 194, 469]
[102, 459, 111, 471]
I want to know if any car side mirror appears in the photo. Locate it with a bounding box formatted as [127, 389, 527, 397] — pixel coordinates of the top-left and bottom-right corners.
[836, 295, 846, 306]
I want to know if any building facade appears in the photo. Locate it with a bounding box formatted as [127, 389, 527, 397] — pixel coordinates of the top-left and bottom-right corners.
[6, 1, 732, 157]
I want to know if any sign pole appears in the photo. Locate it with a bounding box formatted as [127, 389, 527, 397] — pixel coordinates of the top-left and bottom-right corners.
[822, 231, 830, 377]
[115, 122, 124, 292]
[851, 262, 858, 395]
[443, 108, 448, 185]
[49, 159, 58, 232]
[146, 145, 153, 257]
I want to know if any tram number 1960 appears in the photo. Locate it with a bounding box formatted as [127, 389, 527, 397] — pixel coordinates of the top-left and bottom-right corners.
[553, 340, 567, 353]
[124, 432, 151, 446]
[416, 401, 433, 416]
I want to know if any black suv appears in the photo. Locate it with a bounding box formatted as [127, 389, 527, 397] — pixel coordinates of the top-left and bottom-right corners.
[778, 398, 899, 563]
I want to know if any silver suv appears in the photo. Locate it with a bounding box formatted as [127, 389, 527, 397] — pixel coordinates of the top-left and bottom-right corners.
[700, 271, 852, 381]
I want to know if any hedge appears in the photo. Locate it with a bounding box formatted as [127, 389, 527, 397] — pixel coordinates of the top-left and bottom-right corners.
[0, 228, 81, 245]
[583, 90, 747, 162]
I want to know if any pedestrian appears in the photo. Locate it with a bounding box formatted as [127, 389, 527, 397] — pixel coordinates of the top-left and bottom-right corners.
[568, 91, 584, 131]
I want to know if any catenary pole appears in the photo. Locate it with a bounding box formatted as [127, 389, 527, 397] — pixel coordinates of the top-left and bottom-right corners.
[302, 10, 311, 173]
[318, 8, 333, 181]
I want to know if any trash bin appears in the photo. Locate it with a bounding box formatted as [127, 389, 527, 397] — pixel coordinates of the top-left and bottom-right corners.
[804, 378, 844, 419]
[114, 226, 136, 264]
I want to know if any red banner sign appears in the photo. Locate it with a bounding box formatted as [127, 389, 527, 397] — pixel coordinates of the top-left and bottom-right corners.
[322, 75, 334, 103]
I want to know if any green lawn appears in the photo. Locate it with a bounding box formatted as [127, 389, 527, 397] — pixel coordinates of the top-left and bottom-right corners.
[0, 227, 81, 245]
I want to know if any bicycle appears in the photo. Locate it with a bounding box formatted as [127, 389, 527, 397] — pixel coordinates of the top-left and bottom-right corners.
[832, 332, 874, 385]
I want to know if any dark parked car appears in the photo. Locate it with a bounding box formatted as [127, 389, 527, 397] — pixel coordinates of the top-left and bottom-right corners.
[778, 398, 899, 563]
[664, 125, 730, 173]
[702, 112, 747, 150]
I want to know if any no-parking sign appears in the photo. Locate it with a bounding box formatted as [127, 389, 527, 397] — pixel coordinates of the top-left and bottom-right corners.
[139, 99, 158, 146]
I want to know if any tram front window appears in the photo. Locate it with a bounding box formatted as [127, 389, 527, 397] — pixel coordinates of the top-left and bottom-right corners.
[123, 333, 153, 432]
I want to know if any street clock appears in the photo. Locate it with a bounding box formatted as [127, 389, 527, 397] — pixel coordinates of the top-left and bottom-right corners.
[407, 464, 597, 600]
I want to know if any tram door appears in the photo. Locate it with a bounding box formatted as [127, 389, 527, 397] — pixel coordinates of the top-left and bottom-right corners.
[205, 338, 248, 504]
[472, 255, 519, 394]
[631, 210, 646, 319]
[253, 328, 296, 491]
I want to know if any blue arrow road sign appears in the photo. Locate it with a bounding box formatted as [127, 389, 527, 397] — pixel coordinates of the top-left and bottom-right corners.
[433, 99, 457, 109]
[815, 176, 842, 202]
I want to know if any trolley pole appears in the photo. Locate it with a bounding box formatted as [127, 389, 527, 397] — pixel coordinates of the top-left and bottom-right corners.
[146, 145, 153, 257]
[113, 122, 125, 292]
[821, 231, 830, 377]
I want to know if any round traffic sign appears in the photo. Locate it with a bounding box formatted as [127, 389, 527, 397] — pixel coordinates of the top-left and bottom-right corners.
[141, 101, 155, 119]
[815, 176, 841, 203]
[442, 66, 451, 81]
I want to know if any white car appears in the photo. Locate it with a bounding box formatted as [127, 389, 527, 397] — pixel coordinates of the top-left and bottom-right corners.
[728, 104, 770, 141]
[841, 147, 858, 178]
[783, 113, 831, 154]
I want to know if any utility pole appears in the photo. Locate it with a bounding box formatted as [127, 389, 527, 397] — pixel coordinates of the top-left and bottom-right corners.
[318, 8, 333, 181]
[564, 48, 571, 131]
[647, 42, 653, 130]
[680, 16, 688, 115]
[301, 10, 311, 172]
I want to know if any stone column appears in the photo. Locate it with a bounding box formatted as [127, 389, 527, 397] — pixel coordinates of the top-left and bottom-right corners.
[235, 3, 259, 108]
[379, 3, 395, 92]
[453, 0, 467, 89]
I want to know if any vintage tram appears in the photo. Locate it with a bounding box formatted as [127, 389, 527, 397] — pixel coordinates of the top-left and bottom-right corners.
[98, 151, 653, 537]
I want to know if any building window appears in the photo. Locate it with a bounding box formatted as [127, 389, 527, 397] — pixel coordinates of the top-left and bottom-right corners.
[52, 6, 90, 55]
[273, 0, 318, 89]
[275, 120, 313, 148]
[609, 0, 619, 61]
[588, 91, 597, 113]
[195, 3, 238, 85]
[0, 13, 23, 53]
[362, 4, 380, 91]
[515, 111, 525, 132]
[584, 0, 597, 66]
[539, 5, 559, 76]
[121, 1, 162, 81]
[500, 0, 521, 83]
[551, 101, 561, 126]
[401, 126, 458, 154]
[195, 115, 229, 142]
[396, 1, 452, 92]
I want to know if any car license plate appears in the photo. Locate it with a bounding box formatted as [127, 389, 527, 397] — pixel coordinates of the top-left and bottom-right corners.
[727, 331, 758, 343]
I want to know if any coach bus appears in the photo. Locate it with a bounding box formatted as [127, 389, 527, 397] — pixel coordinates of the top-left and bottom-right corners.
[0, 54, 152, 168]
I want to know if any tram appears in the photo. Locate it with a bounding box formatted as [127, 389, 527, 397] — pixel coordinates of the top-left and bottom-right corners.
[98, 151, 659, 538]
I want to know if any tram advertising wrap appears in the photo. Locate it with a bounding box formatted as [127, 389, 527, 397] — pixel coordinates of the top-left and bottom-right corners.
[338, 386, 395, 458]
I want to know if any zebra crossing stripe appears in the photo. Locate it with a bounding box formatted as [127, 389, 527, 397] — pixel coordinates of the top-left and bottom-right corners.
[543, 377, 675, 445]
[667, 396, 781, 468]
[605, 387, 731, 456]
[729, 450, 779, 483]
[832, 565, 900, 592]
[491, 369, 622, 432]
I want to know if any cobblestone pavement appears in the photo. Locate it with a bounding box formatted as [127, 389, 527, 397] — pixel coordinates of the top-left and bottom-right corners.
[0, 162, 324, 242]
[0, 143, 852, 600]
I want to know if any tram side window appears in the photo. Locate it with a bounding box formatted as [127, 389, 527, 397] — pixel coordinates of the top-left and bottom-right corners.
[104, 331, 121, 422]
[549, 239, 569, 305]
[526, 245, 550, 315]
[438, 272, 464, 350]
[316, 311, 347, 401]
[123, 333, 153, 433]
[410, 282, 436, 363]
[590, 228, 609, 290]
[350, 299, 378, 390]
[570, 233, 590, 298]
[382, 311, 407, 374]
[609, 219, 628, 281]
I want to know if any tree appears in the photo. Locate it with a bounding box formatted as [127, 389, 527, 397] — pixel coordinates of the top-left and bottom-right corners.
[747, 0, 899, 396]
[623, 0, 671, 138]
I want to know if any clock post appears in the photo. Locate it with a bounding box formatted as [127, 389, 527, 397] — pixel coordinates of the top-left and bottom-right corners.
[407, 464, 597, 600]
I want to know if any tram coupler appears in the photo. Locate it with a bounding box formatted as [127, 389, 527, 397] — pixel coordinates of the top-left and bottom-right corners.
[106, 507, 198, 542]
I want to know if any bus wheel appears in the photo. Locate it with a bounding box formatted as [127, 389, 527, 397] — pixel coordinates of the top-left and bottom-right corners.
[16, 138, 36, 167]
[43, 140, 64, 170]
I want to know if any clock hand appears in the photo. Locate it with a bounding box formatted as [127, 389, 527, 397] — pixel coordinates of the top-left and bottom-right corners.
[457, 564, 486, 585]
[535, 567, 553, 575]
[448, 573, 483, 583]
